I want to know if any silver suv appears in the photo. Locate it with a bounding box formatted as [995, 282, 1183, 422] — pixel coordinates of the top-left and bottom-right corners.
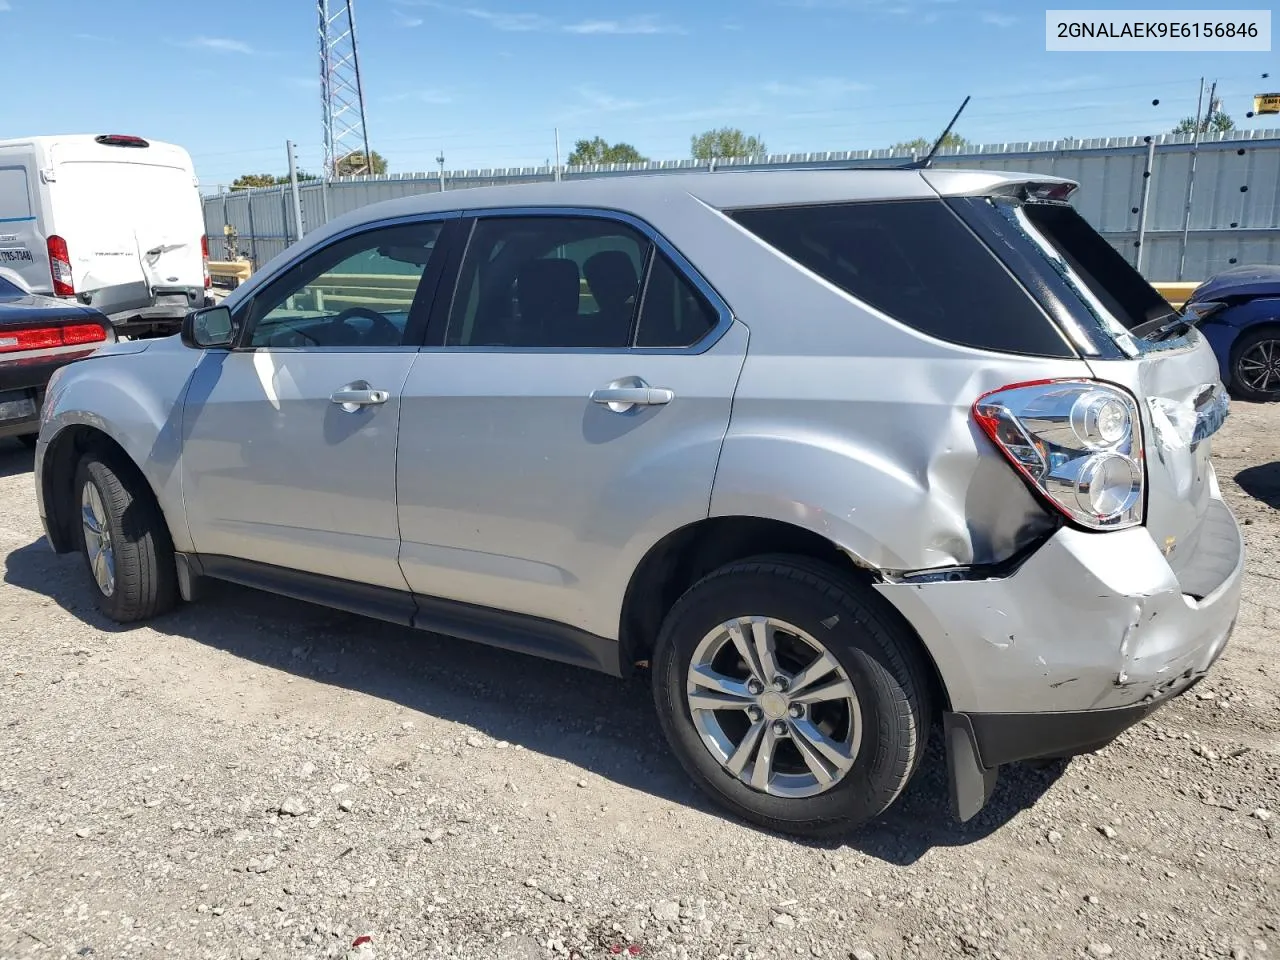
[34, 170, 1243, 836]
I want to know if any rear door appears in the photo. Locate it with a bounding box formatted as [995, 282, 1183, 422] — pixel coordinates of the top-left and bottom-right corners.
[48, 139, 202, 314]
[0, 154, 42, 294]
[395, 211, 747, 641]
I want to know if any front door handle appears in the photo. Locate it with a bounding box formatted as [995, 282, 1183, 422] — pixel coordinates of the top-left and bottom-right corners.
[590, 381, 675, 413]
[330, 384, 390, 411]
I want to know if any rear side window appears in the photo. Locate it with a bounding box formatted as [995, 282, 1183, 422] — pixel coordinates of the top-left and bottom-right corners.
[0, 165, 33, 222]
[1017, 201, 1174, 331]
[730, 200, 1073, 357]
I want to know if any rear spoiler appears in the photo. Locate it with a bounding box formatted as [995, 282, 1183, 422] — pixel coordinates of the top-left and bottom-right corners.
[920, 170, 1080, 201]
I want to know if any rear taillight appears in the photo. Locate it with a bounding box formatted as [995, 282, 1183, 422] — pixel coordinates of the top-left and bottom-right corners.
[973, 379, 1144, 530]
[201, 234, 211, 289]
[47, 235, 74, 297]
[0, 322, 106, 354]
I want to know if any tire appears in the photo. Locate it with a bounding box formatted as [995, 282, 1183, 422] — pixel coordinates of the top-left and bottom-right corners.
[1229, 327, 1280, 402]
[73, 450, 178, 623]
[652, 554, 933, 838]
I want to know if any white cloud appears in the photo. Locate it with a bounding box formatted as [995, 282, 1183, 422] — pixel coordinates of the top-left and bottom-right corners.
[387, 89, 453, 104]
[762, 77, 871, 98]
[982, 12, 1017, 27]
[400, 1, 683, 35]
[564, 16, 685, 35]
[397, 2, 552, 31]
[394, 10, 424, 27]
[186, 36, 255, 54]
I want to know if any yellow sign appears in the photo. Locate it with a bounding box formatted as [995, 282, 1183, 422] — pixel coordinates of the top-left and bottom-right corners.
[1254, 93, 1280, 115]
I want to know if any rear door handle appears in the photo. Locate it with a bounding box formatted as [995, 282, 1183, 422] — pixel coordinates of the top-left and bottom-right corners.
[590, 384, 675, 413]
[330, 385, 390, 410]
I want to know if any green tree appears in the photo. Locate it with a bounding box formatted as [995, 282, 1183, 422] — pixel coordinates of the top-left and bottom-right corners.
[690, 127, 767, 160]
[567, 136, 648, 165]
[1173, 111, 1235, 135]
[335, 149, 388, 176]
[230, 170, 321, 190]
[230, 173, 276, 190]
[892, 132, 967, 153]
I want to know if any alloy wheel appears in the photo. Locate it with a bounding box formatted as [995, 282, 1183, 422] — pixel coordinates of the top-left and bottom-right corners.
[1237, 337, 1280, 398]
[81, 480, 116, 597]
[685, 616, 861, 799]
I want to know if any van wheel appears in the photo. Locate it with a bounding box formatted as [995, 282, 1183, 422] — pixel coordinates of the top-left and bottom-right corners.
[652, 555, 932, 838]
[73, 451, 178, 623]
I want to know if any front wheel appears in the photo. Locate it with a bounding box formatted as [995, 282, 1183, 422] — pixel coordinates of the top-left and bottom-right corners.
[1230, 327, 1280, 402]
[73, 451, 178, 622]
[652, 555, 932, 837]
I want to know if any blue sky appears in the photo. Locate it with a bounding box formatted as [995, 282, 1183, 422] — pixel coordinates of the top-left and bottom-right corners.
[1, 0, 1274, 188]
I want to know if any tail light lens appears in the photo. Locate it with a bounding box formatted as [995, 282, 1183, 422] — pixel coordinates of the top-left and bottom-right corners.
[0, 322, 107, 354]
[973, 379, 1144, 530]
[201, 234, 211, 289]
[47, 235, 74, 297]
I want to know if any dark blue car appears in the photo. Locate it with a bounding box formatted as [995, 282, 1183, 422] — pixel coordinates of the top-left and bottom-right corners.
[1186, 264, 1280, 402]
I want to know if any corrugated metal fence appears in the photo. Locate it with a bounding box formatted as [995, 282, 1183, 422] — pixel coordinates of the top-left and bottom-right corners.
[203, 129, 1280, 281]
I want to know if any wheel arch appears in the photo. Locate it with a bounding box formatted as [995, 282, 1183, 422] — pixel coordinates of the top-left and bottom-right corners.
[618, 514, 951, 711]
[41, 425, 170, 554]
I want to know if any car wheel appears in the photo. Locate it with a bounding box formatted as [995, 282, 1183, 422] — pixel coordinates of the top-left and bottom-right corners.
[652, 554, 932, 837]
[1230, 327, 1280, 402]
[73, 451, 178, 623]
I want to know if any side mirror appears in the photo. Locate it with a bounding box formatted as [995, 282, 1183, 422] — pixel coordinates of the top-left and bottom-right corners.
[181, 305, 236, 349]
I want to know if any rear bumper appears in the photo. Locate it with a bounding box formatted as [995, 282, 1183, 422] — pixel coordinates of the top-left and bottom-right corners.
[876, 495, 1243, 715]
[0, 348, 100, 438]
[104, 288, 209, 330]
[877, 492, 1243, 820]
[957, 666, 1211, 769]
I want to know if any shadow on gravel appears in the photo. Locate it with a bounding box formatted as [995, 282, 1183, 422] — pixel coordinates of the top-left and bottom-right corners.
[1235, 461, 1280, 509]
[0, 441, 34, 478]
[4, 537, 1062, 865]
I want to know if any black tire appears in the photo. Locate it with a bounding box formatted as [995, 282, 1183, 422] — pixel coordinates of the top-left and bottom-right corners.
[1229, 326, 1280, 402]
[73, 450, 179, 623]
[652, 554, 933, 838]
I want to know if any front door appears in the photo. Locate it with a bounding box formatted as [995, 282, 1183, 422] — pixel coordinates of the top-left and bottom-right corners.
[181, 217, 451, 590]
[396, 212, 748, 640]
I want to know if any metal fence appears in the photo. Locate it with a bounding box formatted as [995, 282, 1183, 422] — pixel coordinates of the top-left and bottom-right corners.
[203, 128, 1280, 281]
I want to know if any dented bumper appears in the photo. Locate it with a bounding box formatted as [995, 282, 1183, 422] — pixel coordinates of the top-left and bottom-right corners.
[874, 495, 1243, 716]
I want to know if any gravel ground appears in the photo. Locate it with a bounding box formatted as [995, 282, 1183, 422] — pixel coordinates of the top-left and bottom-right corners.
[0, 404, 1276, 960]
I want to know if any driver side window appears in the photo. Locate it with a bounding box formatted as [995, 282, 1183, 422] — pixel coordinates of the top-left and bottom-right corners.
[244, 221, 444, 349]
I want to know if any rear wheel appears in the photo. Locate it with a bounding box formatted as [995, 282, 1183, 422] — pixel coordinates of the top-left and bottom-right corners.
[652, 555, 932, 837]
[1230, 327, 1280, 402]
[73, 451, 178, 623]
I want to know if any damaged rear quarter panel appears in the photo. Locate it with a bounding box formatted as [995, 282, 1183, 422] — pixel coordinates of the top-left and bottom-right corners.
[708, 346, 1092, 574]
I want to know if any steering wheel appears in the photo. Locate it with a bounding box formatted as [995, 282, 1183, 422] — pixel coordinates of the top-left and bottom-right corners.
[327, 306, 401, 345]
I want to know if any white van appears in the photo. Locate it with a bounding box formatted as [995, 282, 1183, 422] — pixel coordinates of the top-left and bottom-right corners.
[0, 134, 210, 336]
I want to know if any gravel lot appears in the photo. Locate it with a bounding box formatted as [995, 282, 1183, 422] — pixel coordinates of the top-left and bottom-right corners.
[0, 405, 1276, 960]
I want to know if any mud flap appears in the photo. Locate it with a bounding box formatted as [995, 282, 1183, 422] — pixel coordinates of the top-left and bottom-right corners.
[944, 712, 998, 822]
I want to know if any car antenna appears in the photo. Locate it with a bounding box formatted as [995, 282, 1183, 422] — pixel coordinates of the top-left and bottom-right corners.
[899, 95, 971, 169]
